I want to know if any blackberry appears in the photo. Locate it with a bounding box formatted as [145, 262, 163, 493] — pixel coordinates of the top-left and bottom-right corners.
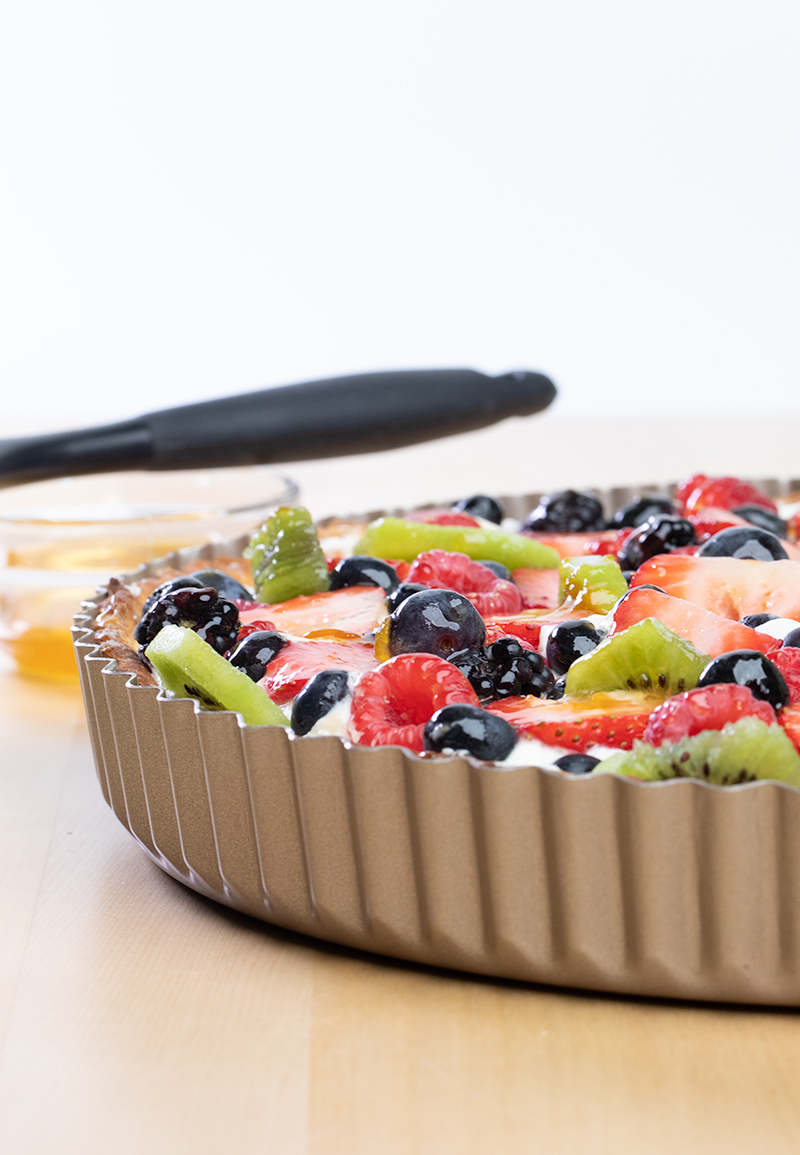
[452, 494, 504, 524]
[611, 495, 676, 529]
[522, 490, 605, 534]
[134, 587, 240, 655]
[228, 630, 287, 682]
[329, 555, 399, 594]
[451, 637, 553, 702]
[617, 515, 696, 571]
[423, 704, 517, 761]
[140, 575, 205, 617]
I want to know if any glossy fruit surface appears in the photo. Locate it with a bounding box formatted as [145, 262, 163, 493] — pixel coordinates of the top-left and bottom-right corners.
[676, 474, 778, 516]
[248, 506, 330, 603]
[697, 526, 789, 561]
[617, 515, 696, 571]
[511, 567, 560, 609]
[630, 556, 800, 621]
[406, 549, 522, 616]
[407, 508, 481, 527]
[290, 669, 350, 736]
[642, 683, 776, 745]
[558, 555, 628, 614]
[612, 587, 778, 658]
[481, 559, 512, 581]
[328, 555, 399, 594]
[140, 575, 205, 617]
[262, 637, 377, 704]
[388, 588, 486, 660]
[424, 703, 517, 760]
[554, 753, 600, 774]
[488, 691, 657, 752]
[190, 569, 254, 602]
[732, 505, 788, 538]
[545, 620, 602, 675]
[229, 630, 287, 682]
[244, 586, 387, 639]
[355, 517, 560, 569]
[522, 490, 605, 534]
[134, 586, 240, 655]
[387, 582, 428, 613]
[741, 613, 779, 628]
[612, 495, 676, 528]
[451, 638, 553, 701]
[697, 650, 789, 709]
[349, 654, 478, 752]
[452, 494, 504, 524]
[566, 617, 709, 698]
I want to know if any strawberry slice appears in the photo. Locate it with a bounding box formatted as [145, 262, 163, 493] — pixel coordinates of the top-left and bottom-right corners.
[687, 506, 750, 542]
[406, 549, 523, 616]
[642, 684, 776, 746]
[512, 567, 560, 609]
[612, 586, 778, 657]
[768, 648, 800, 704]
[262, 638, 378, 704]
[779, 702, 800, 753]
[522, 529, 631, 560]
[485, 606, 592, 649]
[487, 691, 658, 752]
[676, 474, 778, 516]
[240, 585, 387, 638]
[348, 653, 478, 752]
[406, 508, 482, 528]
[630, 556, 800, 621]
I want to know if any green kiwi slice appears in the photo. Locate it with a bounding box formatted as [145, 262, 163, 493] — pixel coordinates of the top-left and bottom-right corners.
[595, 717, 800, 786]
[146, 625, 289, 727]
[565, 617, 709, 698]
[247, 505, 330, 604]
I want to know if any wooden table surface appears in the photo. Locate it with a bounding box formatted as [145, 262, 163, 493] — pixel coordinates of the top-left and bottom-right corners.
[3, 415, 800, 1154]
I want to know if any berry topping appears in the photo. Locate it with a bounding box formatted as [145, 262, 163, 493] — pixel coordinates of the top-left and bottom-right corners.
[686, 507, 750, 543]
[452, 494, 504, 524]
[697, 526, 789, 561]
[423, 704, 517, 761]
[642, 683, 776, 746]
[387, 588, 486, 660]
[481, 559, 512, 581]
[252, 586, 388, 639]
[387, 582, 428, 613]
[784, 628, 800, 649]
[450, 638, 553, 702]
[349, 654, 478, 752]
[732, 505, 788, 538]
[134, 587, 240, 655]
[612, 495, 676, 528]
[140, 575, 206, 617]
[612, 586, 778, 658]
[248, 506, 330, 604]
[406, 549, 522, 616]
[522, 489, 605, 534]
[328, 555, 399, 594]
[189, 569, 254, 602]
[229, 630, 288, 682]
[554, 753, 600, 775]
[488, 692, 657, 752]
[676, 474, 778, 516]
[290, 669, 350, 736]
[630, 556, 800, 622]
[565, 617, 709, 698]
[616, 515, 696, 571]
[545, 620, 603, 676]
[741, 613, 779, 628]
[262, 638, 378, 704]
[696, 650, 790, 710]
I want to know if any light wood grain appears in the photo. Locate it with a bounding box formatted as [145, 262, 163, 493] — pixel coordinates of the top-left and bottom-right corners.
[4, 428, 800, 1153]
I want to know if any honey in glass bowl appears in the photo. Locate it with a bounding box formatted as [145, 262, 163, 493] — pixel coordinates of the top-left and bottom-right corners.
[0, 468, 297, 682]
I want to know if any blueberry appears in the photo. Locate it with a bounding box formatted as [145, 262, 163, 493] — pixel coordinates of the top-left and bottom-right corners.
[290, 669, 350, 735]
[452, 494, 504, 524]
[140, 575, 205, 617]
[612, 495, 676, 529]
[329, 555, 399, 594]
[697, 650, 790, 710]
[548, 675, 567, 699]
[522, 490, 605, 534]
[134, 586, 241, 655]
[741, 613, 779, 629]
[423, 704, 517, 761]
[481, 559, 512, 581]
[229, 630, 287, 681]
[784, 628, 800, 649]
[732, 505, 788, 538]
[617, 515, 697, 571]
[190, 569, 254, 602]
[387, 582, 428, 614]
[388, 589, 485, 659]
[545, 620, 602, 676]
[697, 526, 789, 561]
[554, 753, 600, 775]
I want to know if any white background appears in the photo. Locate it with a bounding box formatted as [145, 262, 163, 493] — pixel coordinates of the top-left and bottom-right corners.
[2, 0, 799, 437]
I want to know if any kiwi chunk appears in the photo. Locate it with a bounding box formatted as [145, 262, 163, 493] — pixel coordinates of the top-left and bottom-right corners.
[559, 555, 628, 614]
[146, 625, 289, 727]
[247, 506, 330, 604]
[596, 717, 800, 786]
[565, 617, 709, 698]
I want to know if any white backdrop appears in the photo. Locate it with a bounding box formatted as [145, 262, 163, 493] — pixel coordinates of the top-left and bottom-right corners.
[2, 0, 799, 435]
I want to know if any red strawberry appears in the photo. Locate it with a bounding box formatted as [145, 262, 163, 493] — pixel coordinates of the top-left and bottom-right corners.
[687, 506, 750, 542]
[676, 473, 777, 516]
[522, 529, 629, 559]
[348, 653, 478, 752]
[779, 703, 800, 753]
[485, 606, 591, 649]
[406, 549, 522, 616]
[240, 585, 387, 638]
[406, 508, 481, 527]
[487, 692, 657, 752]
[611, 587, 778, 657]
[236, 619, 276, 641]
[510, 567, 560, 609]
[767, 647, 800, 704]
[642, 684, 776, 746]
[262, 638, 378, 705]
[630, 556, 800, 621]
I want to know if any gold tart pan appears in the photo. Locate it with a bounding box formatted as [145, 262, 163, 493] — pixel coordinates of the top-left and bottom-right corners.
[72, 480, 800, 1005]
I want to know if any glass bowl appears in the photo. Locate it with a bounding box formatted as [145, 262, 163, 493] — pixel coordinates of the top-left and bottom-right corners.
[0, 466, 297, 681]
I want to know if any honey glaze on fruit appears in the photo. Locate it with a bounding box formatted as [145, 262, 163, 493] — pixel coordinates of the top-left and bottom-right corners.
[113, 477, 800, 785]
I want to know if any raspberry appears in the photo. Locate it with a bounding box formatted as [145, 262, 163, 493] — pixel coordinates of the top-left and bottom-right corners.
[406, 549, 522, 616]
[642, 684, 776, 746]
[237, 619, 276, 641]
[687, 507, 749, 542]
[676, 474, 777, 516]
[768, 648, 800, 705]
[349, 654, 478, 752]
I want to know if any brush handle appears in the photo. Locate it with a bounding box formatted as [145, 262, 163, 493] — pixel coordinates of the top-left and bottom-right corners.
[0, 368, 556, 487]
